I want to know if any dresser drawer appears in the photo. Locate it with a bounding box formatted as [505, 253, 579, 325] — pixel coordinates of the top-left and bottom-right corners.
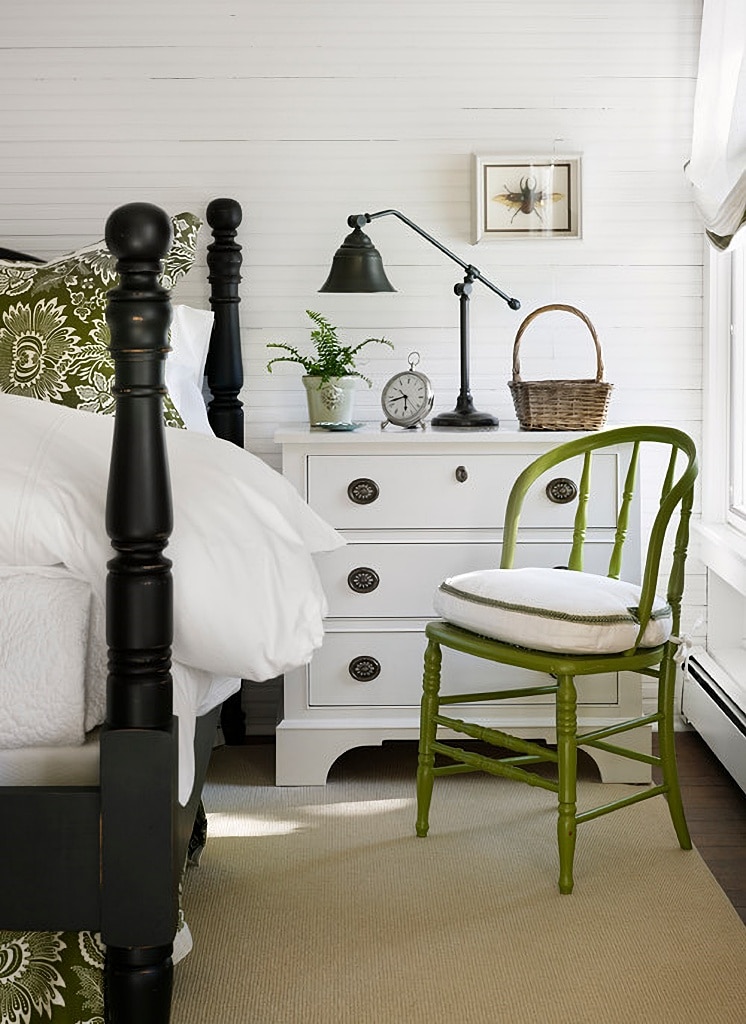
[307, 453, 618, 530]
[308, 630, 618, 707]
[318, 540, 617, 618]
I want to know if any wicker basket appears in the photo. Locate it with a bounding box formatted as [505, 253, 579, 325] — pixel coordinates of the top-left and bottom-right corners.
[508, 303, 612, 431]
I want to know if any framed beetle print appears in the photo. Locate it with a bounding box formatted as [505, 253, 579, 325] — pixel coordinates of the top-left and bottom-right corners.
[473, 154, 582, 241]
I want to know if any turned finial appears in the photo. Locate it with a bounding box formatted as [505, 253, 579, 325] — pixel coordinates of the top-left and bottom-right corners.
[206, 197, 242, 233]
[105, 202, 173, 261]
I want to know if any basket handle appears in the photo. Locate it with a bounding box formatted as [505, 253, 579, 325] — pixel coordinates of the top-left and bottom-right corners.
[511, 303, 605, 383]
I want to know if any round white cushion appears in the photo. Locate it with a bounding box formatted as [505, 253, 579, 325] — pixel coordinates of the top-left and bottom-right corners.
[433, 567, 672, 655]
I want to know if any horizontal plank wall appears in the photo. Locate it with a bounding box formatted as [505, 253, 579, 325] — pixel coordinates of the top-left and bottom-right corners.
[1, 0, 705, 661]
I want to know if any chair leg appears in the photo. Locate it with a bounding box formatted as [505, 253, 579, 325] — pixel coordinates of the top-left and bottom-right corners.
[556, 674, 578, 894]
[657, 653, 692, 850]
[416, 638, 442, 838]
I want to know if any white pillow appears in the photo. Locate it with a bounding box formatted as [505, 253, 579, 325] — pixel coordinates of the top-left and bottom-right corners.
[166, 304, 214, 434]
[433, 567, 672, 655]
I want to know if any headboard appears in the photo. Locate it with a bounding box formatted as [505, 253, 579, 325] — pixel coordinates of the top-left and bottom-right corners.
[0, 246, 44, 262]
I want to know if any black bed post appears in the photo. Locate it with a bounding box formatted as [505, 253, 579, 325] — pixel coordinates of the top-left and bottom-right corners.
[102, 203, 178, 1024]
[206, 197, 247, 743]
[206, 197, 244, 446]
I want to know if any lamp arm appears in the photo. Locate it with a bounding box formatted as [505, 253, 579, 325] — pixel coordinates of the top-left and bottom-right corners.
[347, 210, 520, 310]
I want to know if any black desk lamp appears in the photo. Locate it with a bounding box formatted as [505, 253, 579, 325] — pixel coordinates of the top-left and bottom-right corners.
[320, 209, 520, 427]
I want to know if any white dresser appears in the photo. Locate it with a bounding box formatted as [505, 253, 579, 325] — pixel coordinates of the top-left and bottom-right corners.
[275, 423, 650, 785]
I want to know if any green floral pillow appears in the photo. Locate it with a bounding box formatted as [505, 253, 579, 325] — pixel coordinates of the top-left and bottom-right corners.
[0, 212, 201, 427]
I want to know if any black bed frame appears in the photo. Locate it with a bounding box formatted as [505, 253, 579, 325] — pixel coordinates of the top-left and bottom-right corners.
[0, 198, 244, 1023]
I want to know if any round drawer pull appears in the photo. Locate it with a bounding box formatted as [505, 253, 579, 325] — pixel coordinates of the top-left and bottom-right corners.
[347, 567, 380, 593]
[348, 656, 381, 682]
[546, 477, 578, 504]
[347, 477, 380, 505]
[455, 465, 468, 483]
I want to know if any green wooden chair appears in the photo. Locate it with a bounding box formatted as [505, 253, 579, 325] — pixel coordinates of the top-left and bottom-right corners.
[416, 425, 698, 894]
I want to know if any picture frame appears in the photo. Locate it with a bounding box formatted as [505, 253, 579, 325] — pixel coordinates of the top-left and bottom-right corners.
[473, 154, 582, 241]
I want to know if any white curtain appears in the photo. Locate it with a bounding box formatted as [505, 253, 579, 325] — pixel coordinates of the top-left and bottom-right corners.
[685, 0, 746, 250]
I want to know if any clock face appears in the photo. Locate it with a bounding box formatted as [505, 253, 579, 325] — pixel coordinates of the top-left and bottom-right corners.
[381, 370, 434, 427]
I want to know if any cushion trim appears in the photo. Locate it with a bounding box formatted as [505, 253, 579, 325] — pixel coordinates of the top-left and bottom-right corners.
[437, 580, 672, 627]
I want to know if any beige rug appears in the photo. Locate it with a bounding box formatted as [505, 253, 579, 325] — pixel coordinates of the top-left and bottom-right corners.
[172, 742, 746, 1024]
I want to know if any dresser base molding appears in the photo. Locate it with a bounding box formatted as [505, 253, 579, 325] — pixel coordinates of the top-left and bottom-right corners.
[275, 718, 651, 786]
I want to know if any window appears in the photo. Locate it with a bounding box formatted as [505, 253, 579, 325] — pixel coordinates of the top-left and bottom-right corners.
[700, 242, 746, 534]
[727, 247, 746, 528]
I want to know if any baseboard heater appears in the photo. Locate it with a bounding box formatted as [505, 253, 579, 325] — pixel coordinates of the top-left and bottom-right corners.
[682, 653, 746, 795]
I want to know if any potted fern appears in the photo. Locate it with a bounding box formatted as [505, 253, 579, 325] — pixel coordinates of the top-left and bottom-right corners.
[266, 309, 393, 425]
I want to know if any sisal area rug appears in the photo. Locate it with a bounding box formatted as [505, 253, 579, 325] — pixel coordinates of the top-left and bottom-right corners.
[172, 741, 746, 1024]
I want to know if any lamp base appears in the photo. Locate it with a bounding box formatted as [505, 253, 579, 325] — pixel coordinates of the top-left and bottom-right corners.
[431, 408, 499, 428]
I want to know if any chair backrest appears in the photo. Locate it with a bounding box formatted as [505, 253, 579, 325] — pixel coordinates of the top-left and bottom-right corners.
[500, 426, 698, 649]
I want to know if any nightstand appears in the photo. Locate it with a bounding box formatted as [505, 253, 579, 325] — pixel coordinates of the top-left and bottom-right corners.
[275, 423, 650, 785]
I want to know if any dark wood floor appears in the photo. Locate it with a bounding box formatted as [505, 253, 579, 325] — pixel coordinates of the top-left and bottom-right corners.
[656, 730, 746, 923]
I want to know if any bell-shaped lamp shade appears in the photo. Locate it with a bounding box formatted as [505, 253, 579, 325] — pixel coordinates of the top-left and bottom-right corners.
[319, 225, 396, 293]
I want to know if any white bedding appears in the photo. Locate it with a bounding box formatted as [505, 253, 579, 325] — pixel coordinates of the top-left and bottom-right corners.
[0, 566, 238, 802]
[0, 392, 344, 802]
[0, 565, 94, 748]
[0, 658, 238, 805]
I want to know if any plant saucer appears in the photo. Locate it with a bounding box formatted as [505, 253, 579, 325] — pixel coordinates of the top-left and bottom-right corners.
[315, 421, 364, 432]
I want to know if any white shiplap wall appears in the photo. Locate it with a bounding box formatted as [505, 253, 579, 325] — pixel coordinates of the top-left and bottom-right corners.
[1, 1, 705, 652]
[1, 0, 702, 450]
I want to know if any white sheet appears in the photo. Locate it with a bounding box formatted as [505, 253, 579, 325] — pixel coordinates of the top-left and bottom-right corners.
[0, 730, 100, 787]
[0, 644, 235, 804]
[0, 566, 91, 748]
[0, 393, 344, 801]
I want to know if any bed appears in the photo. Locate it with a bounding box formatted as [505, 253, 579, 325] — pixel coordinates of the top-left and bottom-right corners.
[0, 200, 342, 1023]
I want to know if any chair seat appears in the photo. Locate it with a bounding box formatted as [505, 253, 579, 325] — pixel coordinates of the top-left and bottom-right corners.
[433, 566, 672, 655]
[425, 618, 666, 678]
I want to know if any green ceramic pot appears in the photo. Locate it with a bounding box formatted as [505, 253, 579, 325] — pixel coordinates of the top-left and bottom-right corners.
[302, 375, 358, 426]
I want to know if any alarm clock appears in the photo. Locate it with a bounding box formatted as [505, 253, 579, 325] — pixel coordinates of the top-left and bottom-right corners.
[380, 352, 434, 429]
